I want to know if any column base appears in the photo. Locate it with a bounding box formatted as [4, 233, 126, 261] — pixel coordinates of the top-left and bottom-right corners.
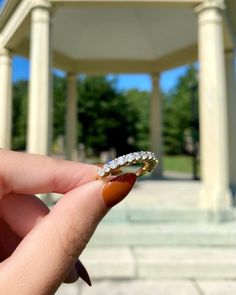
[206, 209, 235, 223]
[199, 185, 233, 221]
[230, 184, 236, 206]
[150, 168, 163, 179]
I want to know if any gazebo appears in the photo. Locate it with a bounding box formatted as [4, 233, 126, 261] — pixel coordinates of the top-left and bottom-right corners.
[0, 0, 236, 219]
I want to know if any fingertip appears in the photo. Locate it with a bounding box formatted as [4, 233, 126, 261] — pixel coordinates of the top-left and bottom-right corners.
[101, 173, 137, 207]
[64, 267, 79, 284]
[63, 260, 91, 286]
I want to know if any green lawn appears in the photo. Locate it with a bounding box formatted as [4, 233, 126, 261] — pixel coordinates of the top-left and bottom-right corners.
[163, 155, 199, 174]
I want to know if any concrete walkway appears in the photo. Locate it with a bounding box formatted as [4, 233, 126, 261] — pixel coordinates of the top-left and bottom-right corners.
[56, 279, 236, 295]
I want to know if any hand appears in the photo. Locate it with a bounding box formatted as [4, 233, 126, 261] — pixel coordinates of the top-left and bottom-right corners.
[0, 150, 136, 295]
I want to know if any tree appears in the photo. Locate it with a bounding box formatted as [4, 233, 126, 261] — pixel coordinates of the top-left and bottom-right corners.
[12, 80, 28, 150]
[163, 65, 199, 155]
[12, 76, 67, 151]
[78, 76, 139, 155]
[11, 75, 150, 156]
[124, 89, 150, 151]
[53, 75, 66, 141]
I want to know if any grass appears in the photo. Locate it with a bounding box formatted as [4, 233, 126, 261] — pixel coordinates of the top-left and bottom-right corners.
[163, 155, 199, 174]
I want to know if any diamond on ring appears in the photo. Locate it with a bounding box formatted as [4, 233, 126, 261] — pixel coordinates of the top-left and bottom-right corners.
[97, 151, 158, 178]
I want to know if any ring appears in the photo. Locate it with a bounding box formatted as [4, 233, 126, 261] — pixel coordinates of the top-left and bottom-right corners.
[97, 151, 158, 178]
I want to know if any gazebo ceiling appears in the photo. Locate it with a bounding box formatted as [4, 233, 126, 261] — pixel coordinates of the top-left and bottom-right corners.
[0, 0, 235, 73]
[53, 6, 197, 60]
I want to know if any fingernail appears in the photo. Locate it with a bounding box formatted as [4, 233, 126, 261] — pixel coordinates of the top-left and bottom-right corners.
[102, 173, 137, 208]
[75, 260, 92, 286]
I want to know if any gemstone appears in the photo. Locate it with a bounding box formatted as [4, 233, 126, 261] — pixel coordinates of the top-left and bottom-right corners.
[126, 153, 135, 162]
[140, 151, 148, 159]
[104, 164, 110, 173]
[98, 168, 105, 177]
[117, 156, 125, 166]
[147, 151, 153, 159]
[109, 160, 117, 169]
[134, 152, 141, 160]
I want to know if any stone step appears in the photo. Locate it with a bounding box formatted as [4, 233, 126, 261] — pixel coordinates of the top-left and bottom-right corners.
[89, 222, 236, 247]
[56, 279, 236, 295]
[102, 207, 212, 223]
[101, 205, 235, 224]
[80, 247, 236, 280]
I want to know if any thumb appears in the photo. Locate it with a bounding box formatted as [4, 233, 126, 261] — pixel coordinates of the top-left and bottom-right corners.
[0, 173, 137, 295]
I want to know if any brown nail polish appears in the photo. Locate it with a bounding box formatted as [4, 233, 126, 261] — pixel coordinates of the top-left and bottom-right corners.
[76, 260, 92, 286]
[102, 173, 137, 208]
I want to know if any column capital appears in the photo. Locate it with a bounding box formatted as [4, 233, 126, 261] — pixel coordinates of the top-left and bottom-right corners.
[0, 48, 11, 57]
[0, 48, 12, 66]
[195, 0, 225, 14]
[31, 1, 51, 24]
[31, 0, 51, 9]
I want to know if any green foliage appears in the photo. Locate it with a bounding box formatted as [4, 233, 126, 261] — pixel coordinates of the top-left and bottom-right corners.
[78, 76, 139, 155]
[11, 66, 199, 159]
[163, 65, 199, 155]
[12, 80, 28, 150]
[124, 89, 150, 151]
[53, 75, 66, 140]
[12, 76, 67, 150]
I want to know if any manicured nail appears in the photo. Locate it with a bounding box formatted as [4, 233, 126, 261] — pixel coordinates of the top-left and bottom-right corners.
[102, 173, 137, 208]
[75, 259, 92, 286]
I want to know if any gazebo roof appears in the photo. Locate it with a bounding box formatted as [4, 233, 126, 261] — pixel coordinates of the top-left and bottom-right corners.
[0, 0, 235, 73]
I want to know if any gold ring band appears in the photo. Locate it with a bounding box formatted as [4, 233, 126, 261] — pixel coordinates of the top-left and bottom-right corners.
[97, 151, 158, 178]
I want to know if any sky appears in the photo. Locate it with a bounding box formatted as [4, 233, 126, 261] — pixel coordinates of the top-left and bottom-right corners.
[12, 56, 187, 93]
[0, 0, 188, 93]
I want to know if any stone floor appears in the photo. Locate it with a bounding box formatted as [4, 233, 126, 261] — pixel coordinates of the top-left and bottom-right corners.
[56, 279, 236, 295]
[52, 177, 236, 295]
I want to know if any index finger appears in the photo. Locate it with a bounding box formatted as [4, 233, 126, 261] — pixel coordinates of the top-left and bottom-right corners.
[0, 150, 98, 197]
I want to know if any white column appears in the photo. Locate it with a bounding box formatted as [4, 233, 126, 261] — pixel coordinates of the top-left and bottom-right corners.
[195, 1, 232, 212]
[27, 3, 52, 155]
[225, 49, 236, 195]
[150, 73, 162, 178]
[65, 73, 78, 161]
[0, 48, 12, 149]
